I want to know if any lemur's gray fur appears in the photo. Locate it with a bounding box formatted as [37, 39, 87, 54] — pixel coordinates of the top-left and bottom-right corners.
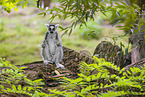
[41, 24, 65, 69]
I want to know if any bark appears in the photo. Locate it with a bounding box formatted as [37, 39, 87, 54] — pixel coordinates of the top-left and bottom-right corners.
[18, 46, 94, 87]
[129, 32, 145, 64]
[93, 41, 131, 68]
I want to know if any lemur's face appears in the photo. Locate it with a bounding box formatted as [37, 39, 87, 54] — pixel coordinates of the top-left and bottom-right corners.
[45, 24, 59, 34]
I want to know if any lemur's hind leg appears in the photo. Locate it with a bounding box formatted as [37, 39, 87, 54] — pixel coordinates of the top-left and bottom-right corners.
[41, 44, 53, 65]
[54, 46, 65, 69]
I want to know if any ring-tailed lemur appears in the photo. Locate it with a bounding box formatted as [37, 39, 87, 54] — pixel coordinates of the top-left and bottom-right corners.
[41, 24, 65, 69]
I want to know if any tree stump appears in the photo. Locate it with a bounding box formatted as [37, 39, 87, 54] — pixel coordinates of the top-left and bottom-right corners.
[93, 41, 131, 68]
[19, 46, 94, 87]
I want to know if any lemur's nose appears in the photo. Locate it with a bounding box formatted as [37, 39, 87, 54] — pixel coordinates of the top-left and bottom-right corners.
[50, 31, 53, 34]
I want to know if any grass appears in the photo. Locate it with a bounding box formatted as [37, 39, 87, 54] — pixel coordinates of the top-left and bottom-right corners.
[0, 6, 130, 65]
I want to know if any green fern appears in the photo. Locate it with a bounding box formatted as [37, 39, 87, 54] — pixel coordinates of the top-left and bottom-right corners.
[48, 56, 145, 97]
[1, 57, 145, 97]
[0, 58, 47, 96]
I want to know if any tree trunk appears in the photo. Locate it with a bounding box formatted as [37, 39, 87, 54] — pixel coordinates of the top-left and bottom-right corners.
[125, 0, 145, 64]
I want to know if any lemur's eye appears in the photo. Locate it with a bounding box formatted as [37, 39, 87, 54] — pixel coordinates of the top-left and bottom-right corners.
[53, 28, 55, 31]
[49, 28, 51, 31]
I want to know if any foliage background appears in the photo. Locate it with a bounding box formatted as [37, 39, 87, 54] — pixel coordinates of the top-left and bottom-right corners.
[0, 0, 130, 65]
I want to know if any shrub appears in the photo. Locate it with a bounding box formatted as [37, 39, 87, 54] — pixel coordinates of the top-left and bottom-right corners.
[1, 57, 145, 97]
[0, 58, 47, 96]
[48, 57, 145, 97]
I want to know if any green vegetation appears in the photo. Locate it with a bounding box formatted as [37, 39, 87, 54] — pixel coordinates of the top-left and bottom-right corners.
[0, 0, 28, 13]
[0, 58, 46, 96]
[1, 57, 145, 96]
[47, 0, 141, 35]
[49, 57, 145, 96]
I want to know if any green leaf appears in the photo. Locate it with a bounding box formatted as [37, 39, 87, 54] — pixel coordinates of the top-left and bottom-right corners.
[24, 78, 33, 85]
[18, 85, 22, 91]
[72, 78, 83, 83]
[23, 87, 27, 91]
[86, 76, 91, 82]
[14, 7, 18, 11]
[78, 73, 87, 78]
[91, 75, 96, 80]
[61, 30, 68, 38]
[116, 12, 120, 17]
[12, 85, 16, 91]
[19, 66, 27, 70]
[97, 72, 101, 79]
[6, 80, 11, 84]
[112, 20, 121, 27]
[28, 87, 33, 91]
[69, 28, 72, 36]
[127, 70, 131, 75]
[7, 88, 12, 92]
[74, 91, 84, 97]
[0, 85, 4, 89]
[111, 74, 117, 78]
[34, 91, 39, 97]
[33, 79, 43, 83]
[59, 26, 64, 30]
[38, 12, 45, 15]
[125, 48, 128, 57]
[100, 83, 103, 88]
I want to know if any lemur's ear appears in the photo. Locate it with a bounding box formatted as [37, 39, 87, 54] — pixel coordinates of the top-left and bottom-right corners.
[55, 24, 59, 29]
[45, 24, 49, 28]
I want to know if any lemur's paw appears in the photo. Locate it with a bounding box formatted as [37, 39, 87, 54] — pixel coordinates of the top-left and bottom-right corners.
[56, 63, 65, 69]
[43, 60, 52, 65]
[43, 60, 48, 65]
